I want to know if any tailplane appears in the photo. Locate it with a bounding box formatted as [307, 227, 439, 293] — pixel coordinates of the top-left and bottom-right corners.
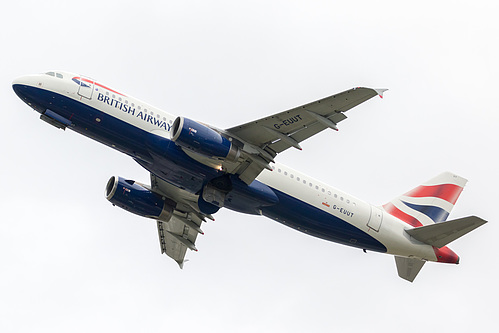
[406, 215, 487, 248]
[383, 172, 468, 227]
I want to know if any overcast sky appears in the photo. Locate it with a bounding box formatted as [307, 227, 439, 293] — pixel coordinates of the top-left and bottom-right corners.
[1, 1, 498, 332]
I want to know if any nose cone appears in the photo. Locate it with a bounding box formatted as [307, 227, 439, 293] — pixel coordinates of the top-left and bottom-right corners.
[12, 74, 40, 88]
[434, 246, 460, 264]
[12, 74, 46, 112]
[13, 76, 29, 102]
[13, 74, 38, 98]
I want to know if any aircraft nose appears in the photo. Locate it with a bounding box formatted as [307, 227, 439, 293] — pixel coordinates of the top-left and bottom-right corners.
[12, 74, 45, 112]
[12, 74, 41, 89]
[12, 75, 27, 86]
[13, 76, 33, 101]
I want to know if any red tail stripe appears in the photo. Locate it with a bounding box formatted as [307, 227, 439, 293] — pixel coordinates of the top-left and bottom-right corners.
[404, 184, 463, 205]
[382, 203, 423, 227]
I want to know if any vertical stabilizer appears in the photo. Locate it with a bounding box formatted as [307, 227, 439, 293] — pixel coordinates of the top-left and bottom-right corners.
[383, 172, 467, 227]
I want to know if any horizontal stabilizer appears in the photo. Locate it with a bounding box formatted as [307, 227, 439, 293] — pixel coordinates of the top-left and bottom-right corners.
[395, 256, 426, 282]
[406, 216, 487, 248]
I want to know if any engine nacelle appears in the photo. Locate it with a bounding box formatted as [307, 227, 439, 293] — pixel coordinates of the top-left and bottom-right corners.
[105, 176, 174, 221]
[171, 117, 240, 162]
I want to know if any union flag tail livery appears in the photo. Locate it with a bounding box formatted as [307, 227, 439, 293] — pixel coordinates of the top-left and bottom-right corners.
[383, 172, 467, 227]
[12, 71, 486, 282]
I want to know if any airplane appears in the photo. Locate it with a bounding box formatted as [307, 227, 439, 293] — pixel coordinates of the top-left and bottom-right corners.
[12, 70, 487, 282]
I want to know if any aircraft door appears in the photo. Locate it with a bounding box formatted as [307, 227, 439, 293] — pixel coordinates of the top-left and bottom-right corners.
[76, 76, 94, 99]
[368, 206, 383, 232]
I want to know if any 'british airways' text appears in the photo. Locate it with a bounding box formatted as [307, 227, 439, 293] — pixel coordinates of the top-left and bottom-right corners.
[97, 93, 171, 131]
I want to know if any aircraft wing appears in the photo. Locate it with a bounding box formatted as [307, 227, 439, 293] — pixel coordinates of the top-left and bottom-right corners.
[225, 87, 386, 184]
[150, 174, 212, 268]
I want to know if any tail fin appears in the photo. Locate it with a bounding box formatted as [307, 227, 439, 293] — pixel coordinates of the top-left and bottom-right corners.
[383, 172, 467, 227]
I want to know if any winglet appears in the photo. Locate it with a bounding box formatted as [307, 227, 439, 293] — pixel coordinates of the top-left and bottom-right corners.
[374, 88, 388, 98]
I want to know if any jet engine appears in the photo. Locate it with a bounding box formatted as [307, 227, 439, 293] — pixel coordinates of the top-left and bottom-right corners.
[171, 117, 240, 162]
[105, 176, 174, 221]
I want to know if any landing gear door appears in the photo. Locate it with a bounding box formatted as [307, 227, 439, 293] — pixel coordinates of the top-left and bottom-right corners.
[368, 206, 383, 232]
[76, 76, 94, 99]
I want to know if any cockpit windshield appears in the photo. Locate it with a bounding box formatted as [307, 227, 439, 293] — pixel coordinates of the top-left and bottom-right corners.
[45, 71, 64, 79]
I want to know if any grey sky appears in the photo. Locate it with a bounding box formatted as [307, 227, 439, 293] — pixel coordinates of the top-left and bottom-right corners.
[1, 1, 497, 332]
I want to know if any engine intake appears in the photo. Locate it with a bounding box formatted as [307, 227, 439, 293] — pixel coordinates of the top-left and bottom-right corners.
[171, 117, 240, 162]
[105, 176, 174, 221]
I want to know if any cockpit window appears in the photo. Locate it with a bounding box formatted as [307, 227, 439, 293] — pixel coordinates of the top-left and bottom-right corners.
[45, 72, 63, 79]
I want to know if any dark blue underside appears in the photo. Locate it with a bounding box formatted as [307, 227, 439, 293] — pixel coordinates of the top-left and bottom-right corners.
[262, 189, 386, 252]
[14, 84, 387, 253]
